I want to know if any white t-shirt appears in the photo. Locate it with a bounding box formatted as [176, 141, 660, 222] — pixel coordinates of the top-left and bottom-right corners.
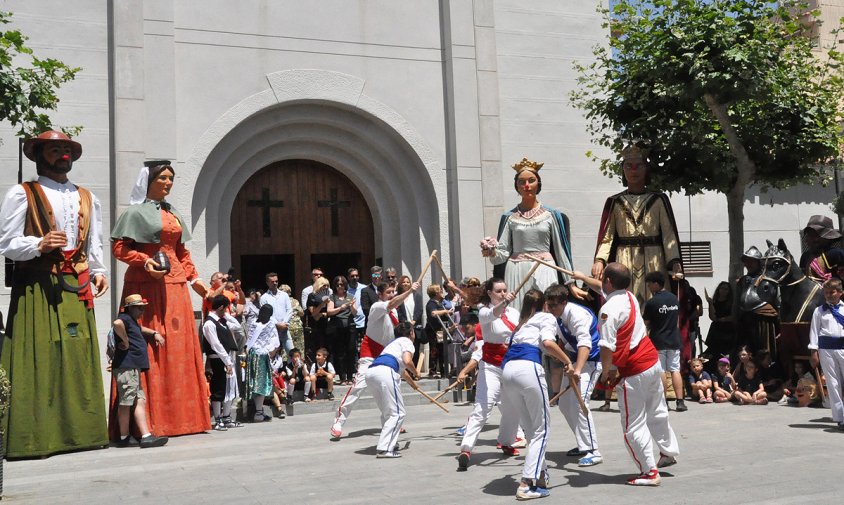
[367, 300, 396, 347]
[598, 290, 647, 352]
[510, 312, 557, 349]
[309, 361, 336, 375]
[478, 305, 520, 345]
[378, 336, 415, 375]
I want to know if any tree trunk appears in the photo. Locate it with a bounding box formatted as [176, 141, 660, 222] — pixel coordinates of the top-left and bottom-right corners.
[704, 93, 757, 284]
[726, 184, 746, 284]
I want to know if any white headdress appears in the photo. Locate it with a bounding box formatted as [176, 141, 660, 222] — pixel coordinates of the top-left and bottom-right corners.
[129, 160, 172, 205]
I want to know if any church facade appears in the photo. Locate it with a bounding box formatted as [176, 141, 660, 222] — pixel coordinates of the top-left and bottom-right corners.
[1, 0, 841, 337]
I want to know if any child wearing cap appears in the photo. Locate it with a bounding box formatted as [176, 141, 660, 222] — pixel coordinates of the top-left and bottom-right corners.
[111, 294, 168, 448]
[712, 357, 734, 403]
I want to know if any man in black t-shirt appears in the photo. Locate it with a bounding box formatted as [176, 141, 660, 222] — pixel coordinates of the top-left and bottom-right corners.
[643, 272, 687, 412]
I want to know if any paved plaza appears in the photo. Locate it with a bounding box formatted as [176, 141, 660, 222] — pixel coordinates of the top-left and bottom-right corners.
[3, 397, 842, 504]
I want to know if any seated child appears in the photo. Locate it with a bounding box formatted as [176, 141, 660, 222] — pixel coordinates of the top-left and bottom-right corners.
[732, 359, 768, 405]
[755, 349, 786, 402]
[284, 348, 312, 402]
[712, 357, 735, 403]
[780, 360, 813, 405]
[309, 347, 337, 400]
[688, 358, 713, 403]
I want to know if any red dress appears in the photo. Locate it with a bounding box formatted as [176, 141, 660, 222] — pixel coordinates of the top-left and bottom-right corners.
[108, 209, 211, 438]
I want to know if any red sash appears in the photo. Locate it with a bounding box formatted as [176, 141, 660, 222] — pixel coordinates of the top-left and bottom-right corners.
[481, 313, 516, 367]
[612, 292, 658, 378]
[361, 309, 398, 359]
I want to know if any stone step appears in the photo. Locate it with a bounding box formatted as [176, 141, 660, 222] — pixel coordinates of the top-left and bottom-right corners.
[243, 378, 474, 418]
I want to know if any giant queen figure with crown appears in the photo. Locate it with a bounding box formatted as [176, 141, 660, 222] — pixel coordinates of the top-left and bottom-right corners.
[480, 157, 579, 310]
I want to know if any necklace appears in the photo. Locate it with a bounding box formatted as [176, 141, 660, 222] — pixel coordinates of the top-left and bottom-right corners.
[517, 202, 543, 220]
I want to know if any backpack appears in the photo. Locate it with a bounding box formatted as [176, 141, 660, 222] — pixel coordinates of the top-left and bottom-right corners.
[106, 327, 116, 361]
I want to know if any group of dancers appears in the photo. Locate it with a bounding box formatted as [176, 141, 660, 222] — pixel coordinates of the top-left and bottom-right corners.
[330, 265, 679, 499]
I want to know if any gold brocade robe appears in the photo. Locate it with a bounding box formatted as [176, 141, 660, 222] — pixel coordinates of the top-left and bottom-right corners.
[594, 191, 681, 304]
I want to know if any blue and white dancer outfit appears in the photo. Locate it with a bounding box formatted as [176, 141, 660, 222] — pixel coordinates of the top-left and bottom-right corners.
[332, 300, 396, 437]
[501, 311, 557, 485]
[808, 300, 844, 428]
[557, 302, 603, 465]
[459, 305, 521, 454]
[364, 336, 415, 456]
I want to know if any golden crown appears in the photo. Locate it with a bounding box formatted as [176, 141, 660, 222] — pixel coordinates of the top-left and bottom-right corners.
[621, 145, 649, 161]
[511, 157, 544, 172]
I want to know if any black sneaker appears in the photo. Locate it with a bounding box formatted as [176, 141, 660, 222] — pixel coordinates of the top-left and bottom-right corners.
[139, 435, 169, 449]
[116, 436, 137, 448]
[327, 392, 335, 401]
[566, 447, 587, 457]
[675, 400, 688, 412]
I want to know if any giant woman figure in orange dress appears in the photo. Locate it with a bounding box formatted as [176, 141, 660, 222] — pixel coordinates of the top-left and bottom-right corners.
[108, 161, 211, 439]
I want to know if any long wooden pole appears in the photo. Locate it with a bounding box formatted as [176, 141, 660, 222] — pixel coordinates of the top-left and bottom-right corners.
[548, 384, 571, 406]
[415, 250, 438, 285]
[404, 373, 449, 413]
[523, 254, 574, 277]
[513, 261, 542, 296]
[555, 354, 590, 416]
[432, 380, 460, 402]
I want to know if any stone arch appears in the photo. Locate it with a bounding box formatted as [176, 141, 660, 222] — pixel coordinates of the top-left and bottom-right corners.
[183, 69, 446, 279]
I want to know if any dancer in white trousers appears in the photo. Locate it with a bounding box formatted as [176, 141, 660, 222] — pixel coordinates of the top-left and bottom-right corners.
[809, 278, 844, 431]
[500, 288, 572, 500]
[597, 263, 679, 487]
[331, 280, 419, 438]
[457, 277, 522, 470]
[365, 321, 420, 458]
[546, 284, 603, 467]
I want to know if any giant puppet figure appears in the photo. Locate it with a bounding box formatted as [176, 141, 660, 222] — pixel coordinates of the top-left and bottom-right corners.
[592, 145, 683, 306]
[480, 157, 579, 310]
[0, 131, 109, 458]
[109, 160, 211, 439]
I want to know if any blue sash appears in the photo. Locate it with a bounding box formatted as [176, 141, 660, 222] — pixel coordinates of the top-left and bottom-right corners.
[502, 343, 542, 368]
[818, 336, 844, 350]
[371, 353, 400, 372]
[558, 306, 601, 361]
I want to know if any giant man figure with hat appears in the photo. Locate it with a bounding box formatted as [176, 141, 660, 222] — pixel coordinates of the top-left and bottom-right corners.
[0, 131, 109, 457]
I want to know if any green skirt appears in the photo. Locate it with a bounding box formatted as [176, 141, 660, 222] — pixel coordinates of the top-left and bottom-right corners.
[245, 349, 273, 398]
[1, 271, 107, 458]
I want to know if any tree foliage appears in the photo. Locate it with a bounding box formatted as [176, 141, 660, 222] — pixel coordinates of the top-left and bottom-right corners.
[571, 0, 844, 195]
[0, 10, 81, 139]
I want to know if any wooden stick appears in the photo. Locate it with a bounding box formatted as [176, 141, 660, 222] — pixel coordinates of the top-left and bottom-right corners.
[404, 373, 449, 413]
[415, 250, 438, 285]
[415, 351, 425, 375]
[432, 253, 450, 283]
[512, 261, 542, 296]
[432, 380, 461, 402]
[548, 385, 571, 406]
[523, 253, 575, 277]
[559, 362, 590, 416]
[815, 367, 827, 402]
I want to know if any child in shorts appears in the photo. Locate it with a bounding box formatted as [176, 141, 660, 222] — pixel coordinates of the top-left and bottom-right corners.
[688, 358, 713, 403]
[111, 294, 168, 448]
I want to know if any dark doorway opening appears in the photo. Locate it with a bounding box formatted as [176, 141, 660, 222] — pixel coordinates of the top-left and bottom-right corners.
[239, 254, 295, 294]
[310, 253, 362, 285]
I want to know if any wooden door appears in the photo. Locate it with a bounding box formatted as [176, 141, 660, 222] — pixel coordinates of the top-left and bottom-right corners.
[230, 160, 375, 295]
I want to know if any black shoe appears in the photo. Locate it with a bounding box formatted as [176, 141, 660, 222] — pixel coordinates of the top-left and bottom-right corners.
[327, 392, 335, 401]
[254, 413, 273, 422]
[675, 400, 688, 412]
[566, 447, 587, 457]
[275, 410, 286, 419]
[116, 436, 136, 448]
[139, 435, 169, 448]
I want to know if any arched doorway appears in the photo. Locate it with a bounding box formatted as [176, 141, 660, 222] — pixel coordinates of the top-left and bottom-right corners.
[230, 159, 375, 295]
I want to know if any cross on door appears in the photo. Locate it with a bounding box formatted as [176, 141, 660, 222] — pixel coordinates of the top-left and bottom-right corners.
[247, 188, 284, 237]
[317, 188, 351, 237]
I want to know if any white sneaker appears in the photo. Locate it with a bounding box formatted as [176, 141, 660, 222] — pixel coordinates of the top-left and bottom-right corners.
[330, 423, 342, 438]
[578, 453, 603, 467]
[376, 450, 401, 458]
[516, 486, 550, 500]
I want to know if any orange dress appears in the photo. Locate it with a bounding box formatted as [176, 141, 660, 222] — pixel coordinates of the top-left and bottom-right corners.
[108, 209, 210, 438]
